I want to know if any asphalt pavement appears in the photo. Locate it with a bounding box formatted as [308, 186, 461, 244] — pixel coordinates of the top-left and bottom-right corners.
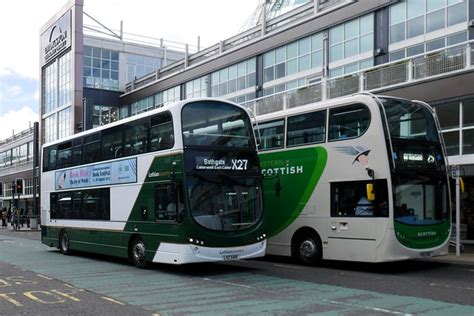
[1, 224, 474, 266]
[1, 225, 474, 315]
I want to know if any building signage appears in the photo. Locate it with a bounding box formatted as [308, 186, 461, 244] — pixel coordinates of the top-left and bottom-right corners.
[41, 10, 71, 65]
[55, 158, 137, 190]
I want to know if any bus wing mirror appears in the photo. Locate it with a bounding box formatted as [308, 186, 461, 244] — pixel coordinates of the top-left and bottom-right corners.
[366, 183, 375, 201]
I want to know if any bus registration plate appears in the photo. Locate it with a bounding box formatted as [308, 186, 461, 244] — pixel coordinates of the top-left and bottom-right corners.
[420, 251, 433, 258]
[223, 254, 239, 261]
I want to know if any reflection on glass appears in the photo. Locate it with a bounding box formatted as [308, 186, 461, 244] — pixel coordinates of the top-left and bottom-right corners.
[462, 129, 474, 155]
[188, 176, 261, 231]
[394, 176, 448, 225]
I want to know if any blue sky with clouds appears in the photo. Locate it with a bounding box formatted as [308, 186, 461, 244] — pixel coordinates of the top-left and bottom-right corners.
[0, 71, 39, 114]
[0, 70, 39, 139]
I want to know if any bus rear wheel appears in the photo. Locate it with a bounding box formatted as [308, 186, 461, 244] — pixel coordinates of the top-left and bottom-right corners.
[59, 231, 71, 255]
[130, 237, 148, 269]
[293, 231, 322, 266]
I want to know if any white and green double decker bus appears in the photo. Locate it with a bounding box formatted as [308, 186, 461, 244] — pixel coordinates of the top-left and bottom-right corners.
[41, 98, 265, 268]
[256, 93, 450, 264]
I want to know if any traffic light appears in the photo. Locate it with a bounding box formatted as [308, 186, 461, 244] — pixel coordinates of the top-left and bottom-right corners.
[15, 178, 23, 195]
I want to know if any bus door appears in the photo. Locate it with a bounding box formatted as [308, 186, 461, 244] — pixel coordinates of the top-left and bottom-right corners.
[153, 182, 183, 223]
[328, 180, 389, 259]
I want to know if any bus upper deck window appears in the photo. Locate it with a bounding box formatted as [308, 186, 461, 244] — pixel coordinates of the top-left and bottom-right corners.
[328, 103, 370, 141]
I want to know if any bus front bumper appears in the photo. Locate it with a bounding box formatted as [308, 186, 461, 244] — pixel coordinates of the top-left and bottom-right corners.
[152, 240, 266, 264]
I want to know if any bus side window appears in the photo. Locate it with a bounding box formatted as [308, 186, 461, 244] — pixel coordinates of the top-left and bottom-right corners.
[328, 103, 370, 141]
[48, 146, 58, 171]
[258, 119, 285, 150]
[331, 180, 388, 217]
[102, 126, 123, 160]
[57, 141, 73, 169]
[84, 133, 101, 164]
[124, 120, 148, 156]
[287, 110, 326, 147]
[72, 138, 83, 166]
[43, 147, 51, 171]
[150, 113, 173, 152]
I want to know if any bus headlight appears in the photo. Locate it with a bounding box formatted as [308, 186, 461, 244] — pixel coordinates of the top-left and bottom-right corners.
[257, 234, 266, 241]
[188, 238, 204, 245]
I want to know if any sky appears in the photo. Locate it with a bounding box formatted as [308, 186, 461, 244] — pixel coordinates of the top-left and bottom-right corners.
[0, 0, 260, 140]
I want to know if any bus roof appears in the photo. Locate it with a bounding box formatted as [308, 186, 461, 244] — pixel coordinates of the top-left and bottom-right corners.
[253, 93, 419, 122]
[42, 97, 244, 148]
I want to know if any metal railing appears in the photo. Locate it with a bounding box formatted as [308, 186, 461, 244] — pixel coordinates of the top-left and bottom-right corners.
[0, 127, 34, 145]
[242, 41, 473, 117]
[0, 161, 33, 177]
[125, 0, 356, 92]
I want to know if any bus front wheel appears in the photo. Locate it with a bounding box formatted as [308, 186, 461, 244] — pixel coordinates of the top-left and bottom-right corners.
[59, 230, 71, 255]
[130, 237, 148, 269]
[293, 231, 322, 266]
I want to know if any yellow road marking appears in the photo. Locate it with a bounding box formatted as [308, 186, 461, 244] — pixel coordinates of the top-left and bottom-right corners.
[51, 289, 81, 302]
[24, 291, 66, 304]
[102, 296, 126, 305]
[37, 274, 53, 280]
[0, 293, 23, 307]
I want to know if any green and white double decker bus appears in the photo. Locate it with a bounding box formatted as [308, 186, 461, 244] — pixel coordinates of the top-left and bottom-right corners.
[41, 98, 265, 268]
[255, 93, 450, 264]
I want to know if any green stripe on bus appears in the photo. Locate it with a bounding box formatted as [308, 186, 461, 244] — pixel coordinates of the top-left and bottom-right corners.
[260, 147, 328, 237]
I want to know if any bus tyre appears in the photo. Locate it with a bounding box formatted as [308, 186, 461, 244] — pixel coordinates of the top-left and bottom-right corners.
[59, 231, 71, 255]
[130, 237, 148, 269]
[293, 232, 322, 266]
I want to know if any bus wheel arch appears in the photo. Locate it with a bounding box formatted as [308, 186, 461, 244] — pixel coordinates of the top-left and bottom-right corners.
[291, 227, 322, 266]
[128, 235, 148, 269]
[59, 229, 72, 255]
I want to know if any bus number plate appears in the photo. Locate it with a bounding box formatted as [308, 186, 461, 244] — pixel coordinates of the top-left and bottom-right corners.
[223, 254, 239, 261]
[420, 251, 433, 258]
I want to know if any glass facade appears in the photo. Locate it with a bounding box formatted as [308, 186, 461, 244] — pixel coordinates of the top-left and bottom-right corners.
[43, 61, 58, 114]
[92, 105, 119, 128]
[130, 86, 180, 115]
[83, 46, 120, 91]
[389, 31, 468, 61]
[329, 14, 374, 63]
[126, 53, 162, 82]
[389, 0, 468, 45]
[42, 51, 72, 143]
[185, 76, 208, 99]
[329, 58, 374, 77]
[263, 33, 324, 84]
[0, 141, 34, 168]
[435, 99, 474, 156]
[211, 58, 256, 98]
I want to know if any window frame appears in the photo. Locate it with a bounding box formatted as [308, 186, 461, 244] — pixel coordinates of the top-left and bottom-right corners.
[328, 103, 371, 142]
[331, 179, 389, 218]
